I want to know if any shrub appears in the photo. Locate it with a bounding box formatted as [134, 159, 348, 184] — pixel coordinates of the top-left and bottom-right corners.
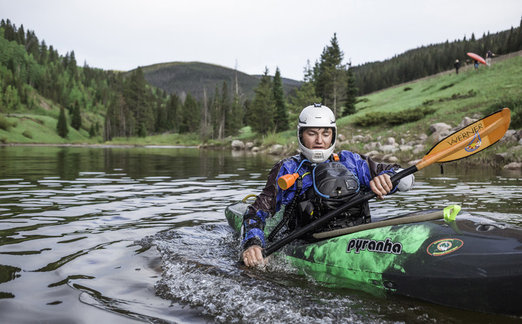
[403, 87, 412, 91]
[421, 85, 434, 92]
[484, 97, 522, 129]
[0, 115, 12, 131]
[22, 130, 32, 139]
[449, 89, 477, 100]
[439, 83, 455, 90]
[353, 107, 436, 127]
[57, 107, 68, 138]
[353, 112, 387, 127]
[387, 107, 436, 125]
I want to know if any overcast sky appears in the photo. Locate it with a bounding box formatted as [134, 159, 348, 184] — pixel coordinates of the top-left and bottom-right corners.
[1, 0, 521, 80]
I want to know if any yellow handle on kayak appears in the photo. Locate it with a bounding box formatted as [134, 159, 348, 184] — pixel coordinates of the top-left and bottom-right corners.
[443, 205, 461, 222]
[241, 194, 257, 203]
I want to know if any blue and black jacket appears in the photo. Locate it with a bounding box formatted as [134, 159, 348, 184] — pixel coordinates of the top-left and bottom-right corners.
[241, 151, 400, 250]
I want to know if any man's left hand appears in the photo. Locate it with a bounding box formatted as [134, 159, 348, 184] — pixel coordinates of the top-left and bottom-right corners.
[370, 174, 392, 199]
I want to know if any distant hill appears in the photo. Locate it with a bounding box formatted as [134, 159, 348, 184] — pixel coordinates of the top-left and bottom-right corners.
[140, 61, 301, 101]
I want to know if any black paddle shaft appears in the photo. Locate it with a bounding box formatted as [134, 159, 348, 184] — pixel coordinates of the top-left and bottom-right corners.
[264, 165, 418, 256]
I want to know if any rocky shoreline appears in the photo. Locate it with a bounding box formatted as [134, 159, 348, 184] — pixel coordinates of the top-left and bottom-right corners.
[3, 115, 520, 171]
[229, 115, 522, 171]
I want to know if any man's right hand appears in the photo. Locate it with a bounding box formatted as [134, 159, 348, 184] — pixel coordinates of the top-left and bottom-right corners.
[242, 245, 265, 267]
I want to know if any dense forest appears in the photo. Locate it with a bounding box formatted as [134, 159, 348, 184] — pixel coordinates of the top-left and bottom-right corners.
[0, 18, 521, 142]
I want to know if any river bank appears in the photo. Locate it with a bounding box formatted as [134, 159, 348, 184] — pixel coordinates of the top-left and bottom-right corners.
[2, 120, 521, 171]
[224, 110, 522, 170]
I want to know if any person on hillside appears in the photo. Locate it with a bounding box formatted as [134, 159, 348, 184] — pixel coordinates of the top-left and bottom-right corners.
[241, 104, 415, 267]
[486, 50, 494, 66]
[474, 60, 479, 71]
[454, 59, 461, 74]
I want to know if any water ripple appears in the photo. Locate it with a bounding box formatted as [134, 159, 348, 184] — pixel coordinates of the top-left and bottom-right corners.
[0, 147, 520, 323]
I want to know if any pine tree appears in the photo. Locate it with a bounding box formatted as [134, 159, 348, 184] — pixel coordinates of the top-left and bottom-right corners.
[248, 68, 275, 134]
[57, 107, 68, 138]
[229, 91, 243, 136]
[89, 124, 96, 138]
[211, 85, 221, 139]
[124, 67, 153, 136]
[3, 85, 20, 112]
[343, 65, 358, 116]
[288, 81, 320, 113]
[166, 93, 180, 133]
[137, 122, 147, 137]
[68, 50, 78, 80]
[287, 60, 321, 121]
[200, 87, 212, 140]
[220, 81, 230, 138]
[272, 67, 288, 132]
[180, 93, 200, 133]
[104, 94, 129, 140]
[71, 101, 82, 130]
[16, 24, 26, 45]
[313, 33, 344, 115]
[224, 70, 244, 137]
[229, 64, 244, 136]
[155, 104, 168, 133]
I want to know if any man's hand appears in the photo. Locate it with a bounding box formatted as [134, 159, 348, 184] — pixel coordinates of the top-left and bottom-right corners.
[242, 245, 265, 267]
[369, 174, 393, 199]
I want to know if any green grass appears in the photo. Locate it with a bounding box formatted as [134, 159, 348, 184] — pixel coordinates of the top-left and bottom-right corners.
[0, 88, 107, 144]
[0, 113, 102, 144]
[234, 126, 297, 148]
[353, 56, 521, 117]
[107, 132, 201, 146]
[338, 56, 521, 139]
[261, 130, 296, 146]
[332, 55, 522, 164]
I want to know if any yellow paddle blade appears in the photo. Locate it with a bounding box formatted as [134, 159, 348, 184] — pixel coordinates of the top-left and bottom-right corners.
[418, 108, 511, 170]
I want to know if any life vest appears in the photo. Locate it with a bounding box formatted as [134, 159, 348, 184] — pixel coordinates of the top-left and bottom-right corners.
[290, 160, 371, 239]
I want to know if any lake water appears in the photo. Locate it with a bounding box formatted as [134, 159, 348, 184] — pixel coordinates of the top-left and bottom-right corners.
[0, 146, 521, 323]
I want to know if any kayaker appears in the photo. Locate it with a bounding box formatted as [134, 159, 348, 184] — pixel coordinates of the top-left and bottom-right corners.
[241, 104, 415, 267]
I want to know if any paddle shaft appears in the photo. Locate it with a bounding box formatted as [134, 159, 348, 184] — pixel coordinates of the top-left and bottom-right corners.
[264, 166, 417, 256]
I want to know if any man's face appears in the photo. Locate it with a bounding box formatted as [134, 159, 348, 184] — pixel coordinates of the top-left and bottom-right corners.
[301, 127, 333, 150]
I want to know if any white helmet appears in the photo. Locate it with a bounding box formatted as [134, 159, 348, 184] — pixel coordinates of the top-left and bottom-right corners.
[297, 104, 337, 163]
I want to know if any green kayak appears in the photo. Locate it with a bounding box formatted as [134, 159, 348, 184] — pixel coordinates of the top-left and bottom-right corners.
[226, 200, 522, 316]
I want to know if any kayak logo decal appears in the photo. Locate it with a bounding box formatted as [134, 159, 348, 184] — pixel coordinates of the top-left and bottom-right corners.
[464, 131, 482, 152]
[346, 238, 402, 255]
[426, 238, 464, 256]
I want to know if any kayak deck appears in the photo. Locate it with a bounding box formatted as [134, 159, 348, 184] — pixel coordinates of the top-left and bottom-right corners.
[226, 201, 522, 316]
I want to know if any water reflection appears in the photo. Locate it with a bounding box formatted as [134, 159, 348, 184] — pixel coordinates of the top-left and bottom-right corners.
[0, 146, 520, 323]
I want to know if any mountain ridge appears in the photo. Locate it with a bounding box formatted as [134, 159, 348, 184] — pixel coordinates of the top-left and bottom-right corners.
[140, 61, 301, 101]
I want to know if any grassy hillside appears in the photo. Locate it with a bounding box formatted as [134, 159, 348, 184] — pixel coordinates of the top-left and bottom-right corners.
[239, 53, 522, 166]
[0, 92, 105, 144]
[343, 54, 521, 137]
[141, 61, 301, 101]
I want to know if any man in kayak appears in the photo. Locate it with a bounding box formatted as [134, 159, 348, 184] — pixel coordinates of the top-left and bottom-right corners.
[241, 104, 415, 267]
